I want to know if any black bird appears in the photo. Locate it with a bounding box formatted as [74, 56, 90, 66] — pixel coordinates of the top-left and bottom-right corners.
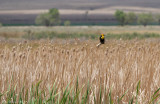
[100, 33, 105, 44]
[97, 33, 105, 47]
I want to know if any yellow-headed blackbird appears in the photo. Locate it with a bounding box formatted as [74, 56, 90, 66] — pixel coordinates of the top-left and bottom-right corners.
[100, 33, 105, 44]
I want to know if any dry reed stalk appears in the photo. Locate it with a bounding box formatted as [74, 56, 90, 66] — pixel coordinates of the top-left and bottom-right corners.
[0, 39, 160, 103]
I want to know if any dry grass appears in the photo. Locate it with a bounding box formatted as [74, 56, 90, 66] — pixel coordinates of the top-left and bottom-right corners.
[1, 26, 160, 34]
[0, 39, 160, 103]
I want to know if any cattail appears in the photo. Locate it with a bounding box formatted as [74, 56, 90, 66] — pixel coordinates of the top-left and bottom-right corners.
[0, 54, 3, 58]
[112, 48, 115, 52]
[106, 47, 109, 52]
[27, 46, 31, 52]
[66, 50, 69, 55]
[105, 51, 108, 56]
[19, 43, 22, 46]
[43, 54, 46, 57]
[76, 49, 79, 53]
[49, 48, 52, 53]
[13, 51, 16, 57]
[30, 47, 32, 50]
[61, 50, 64, 54]
[81, 47, 85, 51]
[110, 50, 113, 54]
[51, 45, 54, 49]
[12, 46, 16, 52]
[105, 48, 109, 55]
[24, 40, 27, 44]
[4, 56, 6, 60]
[138, 47, 141, 51]
[90, 47, 93, 50]
[72, 49, 76, 52]
[54, 47, 57, 51]
[19, 53, 22, 59]
[35, 51, 38, 56]
[22, 55, 25, 59]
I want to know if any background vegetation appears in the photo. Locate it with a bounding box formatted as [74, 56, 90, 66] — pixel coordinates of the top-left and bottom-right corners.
[35, 8, 61, 26]
[0, 26, 160, 41]
[22, 31, 160, 40]
[0, 22, 2, 27]
[64, 20, 71, 26]
[34, 9, 160, 27]
[114, 10, 160, 26]
[138, 13, 153, 26]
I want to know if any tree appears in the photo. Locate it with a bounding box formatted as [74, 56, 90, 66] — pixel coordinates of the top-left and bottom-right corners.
[35, 8, 61, 26]
[48, 8, 61, 26]
[156, 14, 160, 25]
[0, 22, 2, 27]
[138, 13, 153, 26]
[36, 13, 50, 26]
[125, 12, 137, 25]
[114, 10, 126, 26]
[64, 20, 71, 26]
[85, 10, 89, 21]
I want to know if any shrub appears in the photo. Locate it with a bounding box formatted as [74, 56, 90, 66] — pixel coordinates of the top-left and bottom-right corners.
[125, 12, 137, 25]
[0, 22, 2, 27]
[155, 14, 160, 25]
[64, 21, 71, 26]
[138, 13, 153, 26]
[115, 10, 137, 26]
[114, 10, 126, 26]
[35, 8, 61, 26]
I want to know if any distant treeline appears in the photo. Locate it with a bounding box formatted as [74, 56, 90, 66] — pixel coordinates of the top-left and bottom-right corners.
[114, 10, 160, 26]
[34, 9, 160, 26]
[0, 9, 160, 26]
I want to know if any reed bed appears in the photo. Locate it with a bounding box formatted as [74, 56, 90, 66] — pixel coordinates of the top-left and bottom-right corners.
[0, 39, 160, 103]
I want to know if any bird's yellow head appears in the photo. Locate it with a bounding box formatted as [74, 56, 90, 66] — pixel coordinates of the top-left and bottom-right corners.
[101, 34, 104, 39]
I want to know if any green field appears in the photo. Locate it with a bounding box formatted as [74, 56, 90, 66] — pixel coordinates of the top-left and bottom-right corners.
[1, 26, 160, 41]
